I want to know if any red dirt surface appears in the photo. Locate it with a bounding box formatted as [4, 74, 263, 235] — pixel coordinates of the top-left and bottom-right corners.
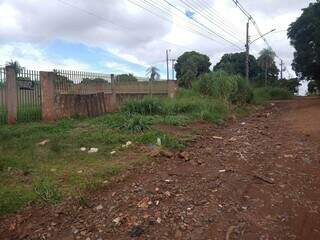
[1, 97, 320, 240]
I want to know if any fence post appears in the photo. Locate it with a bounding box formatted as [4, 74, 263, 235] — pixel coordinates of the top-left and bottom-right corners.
[167, 80, 177, 99]
[40, 71, 56, 122]
[110, 74, 117, 111]
[6, 66, 17, 124]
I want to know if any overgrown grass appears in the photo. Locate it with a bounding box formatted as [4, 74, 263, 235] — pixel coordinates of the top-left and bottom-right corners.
[0, 111, 186, 215]
[121, 90, 229, 124]
[253, 87, 292, 104]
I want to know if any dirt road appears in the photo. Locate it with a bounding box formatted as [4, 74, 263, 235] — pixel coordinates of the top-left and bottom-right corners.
[1, 97, 320, 240]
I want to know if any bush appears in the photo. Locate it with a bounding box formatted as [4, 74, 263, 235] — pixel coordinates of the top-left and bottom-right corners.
[121, 97, 163, 115]
[230, 75, 254, 104]
[196, 71, 252, 104]
[253, 87, 292, 104]
[111, 114, 151, 132]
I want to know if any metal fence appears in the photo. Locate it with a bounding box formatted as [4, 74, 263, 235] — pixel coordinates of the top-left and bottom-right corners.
[0, 67, 6, 124]
[53, 69, 168, 95]
[16, 69, 42, 122]
[53, 69, 112, 94]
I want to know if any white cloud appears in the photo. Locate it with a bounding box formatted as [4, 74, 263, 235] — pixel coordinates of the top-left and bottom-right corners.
[0, 43, 90, 71]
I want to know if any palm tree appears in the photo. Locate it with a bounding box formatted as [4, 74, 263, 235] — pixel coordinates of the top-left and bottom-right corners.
[5, 60, 23, 74]
[146, 66, 160, 81]
[257, 48, 276, 85]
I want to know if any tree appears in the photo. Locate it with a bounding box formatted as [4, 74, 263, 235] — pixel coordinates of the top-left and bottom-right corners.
[279, 78, 301, 94]
[81, 78, 106, 84]
[257, 48, 279, 85]
[146, 66, 160, 81]
[5, 60, 24, 74]
[116, 74, 138, 83]
[175, 51, 211, 88]
[288, 1, 320, 85]
[213, 52, 260, 81]
[308, 80, 319, 95]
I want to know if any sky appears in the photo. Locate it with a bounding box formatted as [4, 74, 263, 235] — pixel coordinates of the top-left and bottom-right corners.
[0, 0, 314, 83]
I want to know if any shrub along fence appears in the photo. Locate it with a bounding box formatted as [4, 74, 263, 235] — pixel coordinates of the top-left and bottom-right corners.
[0, 66, 177, 124]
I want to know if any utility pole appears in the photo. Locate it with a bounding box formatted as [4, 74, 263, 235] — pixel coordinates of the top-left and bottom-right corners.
[171, 59, 176, 80]
[280, 59, 284, 80]
[245, 20, 250, 82]
[166, 49, 171, 81]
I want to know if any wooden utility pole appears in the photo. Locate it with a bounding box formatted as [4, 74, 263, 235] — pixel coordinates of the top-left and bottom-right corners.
[245, 20, 250, 82]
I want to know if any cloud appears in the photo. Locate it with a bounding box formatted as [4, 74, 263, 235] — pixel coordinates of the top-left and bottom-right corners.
[0, 43, 90, 71]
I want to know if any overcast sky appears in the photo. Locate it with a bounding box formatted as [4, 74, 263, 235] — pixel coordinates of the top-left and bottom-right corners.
[0, 0, 314, 81]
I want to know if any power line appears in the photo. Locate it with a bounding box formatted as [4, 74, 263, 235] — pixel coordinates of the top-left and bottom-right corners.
[231, 0, 283, 62]
[161, 0, 243, 50]
[178, 0, 245, 44]
[130, 0, 241, 49]
[196, 0, 244, 37]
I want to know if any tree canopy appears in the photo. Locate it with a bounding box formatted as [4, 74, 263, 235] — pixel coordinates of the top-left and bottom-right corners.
[175, 51, 211, 88]
[146, 66, 160, 81]
[288, 1, 320, 84]
[257, 48, 279, 85]
[116, 74, 138, 83]
[213, 52, 259, 80]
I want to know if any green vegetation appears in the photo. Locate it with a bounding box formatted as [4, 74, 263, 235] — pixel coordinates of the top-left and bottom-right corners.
[174, 51, 211, 88]
[0, 113, 186, 215]
[308, 80, 319, 95]
[196, 71, 253, 104]
[288, 1, 320, 87]
[253, 87, 293, 104]
[121, 91, 229, 124]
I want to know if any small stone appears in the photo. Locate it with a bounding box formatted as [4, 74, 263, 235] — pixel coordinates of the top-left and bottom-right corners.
[113, 217, 122, 225]
[129, 225, 144, 237]
[110, 151, 116, 155]
[160, 150, 174, 158]
[38, 139, 50, 146]
[80, 147, 87, 152]
[88, 148, 99, 153]
[156, 217, 162, 223]
[164, 191, 171, 197]
[178, 151, 190, 161]
[96, 204, 103, 210]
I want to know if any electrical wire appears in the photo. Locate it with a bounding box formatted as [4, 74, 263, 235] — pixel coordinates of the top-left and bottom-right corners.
[178, 0, 245, 44]
[160, 0, 243, 50]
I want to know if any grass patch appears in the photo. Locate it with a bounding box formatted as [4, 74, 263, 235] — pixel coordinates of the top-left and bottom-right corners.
[0, 185, 36, 215]
[253, 87, 292, 104]
[33, 178, 62, 204]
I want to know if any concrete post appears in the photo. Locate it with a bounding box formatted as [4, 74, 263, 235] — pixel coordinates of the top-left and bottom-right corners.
[167, 80, 177, 99]
[110, 74, 117, 111]
[6, 66, 17, 124]
[40, 71, 56, 122]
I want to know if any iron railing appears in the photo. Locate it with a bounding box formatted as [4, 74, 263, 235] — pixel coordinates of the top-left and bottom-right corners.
[53, 69, 112, 94]
[16, 69, 42, 122]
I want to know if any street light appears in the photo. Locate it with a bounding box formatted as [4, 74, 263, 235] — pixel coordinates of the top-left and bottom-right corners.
[250, 29, 276, 45]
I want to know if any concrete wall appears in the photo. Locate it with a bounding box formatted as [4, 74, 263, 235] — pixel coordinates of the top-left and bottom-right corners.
[40, 71, 177, 122]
